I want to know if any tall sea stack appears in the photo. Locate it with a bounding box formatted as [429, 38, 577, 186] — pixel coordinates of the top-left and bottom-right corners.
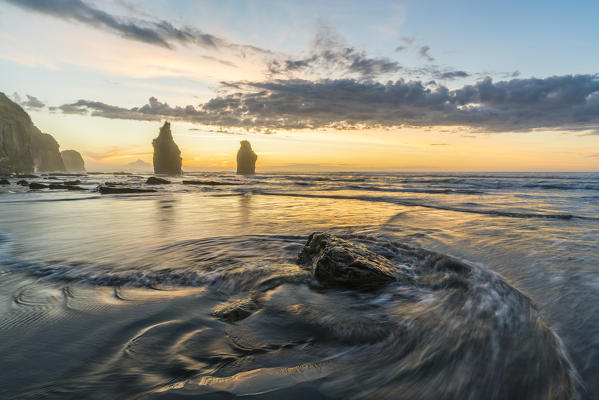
[236, 140, 257, 175]
[152, 121, 182, 175]
[61, 150, 85, 172]
[0, 92, 66, 173]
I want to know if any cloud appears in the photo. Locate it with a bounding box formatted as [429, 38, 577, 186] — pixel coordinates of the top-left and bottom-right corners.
[430, 143, 450, 146]
[267, 25, 402, 80]
[54, 74, 599, 133]
[2, 0, 270, 55]
[418, 46, 435, 62]
[12, 92, 46, 109]
[436, 70, 469, 80]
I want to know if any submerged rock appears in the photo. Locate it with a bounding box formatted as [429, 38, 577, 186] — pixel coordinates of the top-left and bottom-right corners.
[236, 140, 257, 175]
[17, 179, 28, 186]
[48, 183, 84, 190]
[28, 182, 48, 189]
[0, 178, 9, 185]
[146, 176, 170, 185]
[213, 295, 261, 322]
[98, 186, 157, 194]
[60, 150, 85, 172]
[297, 232, 399, 288]
[152, 122, 182, 175]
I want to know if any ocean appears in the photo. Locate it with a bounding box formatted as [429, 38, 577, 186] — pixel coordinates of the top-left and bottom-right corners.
[0, 171, 597, 399]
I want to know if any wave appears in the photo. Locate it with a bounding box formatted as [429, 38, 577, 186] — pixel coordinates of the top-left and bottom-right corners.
[239, 190, 593, 220]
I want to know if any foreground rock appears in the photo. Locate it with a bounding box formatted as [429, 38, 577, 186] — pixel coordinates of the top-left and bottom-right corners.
[236, 140, 257, 175]
[0, 179, 9, 185]
[297, 232, 400, 288]
[98, 186, 157, 194]
[60, 150, 85, 172]
[152, 122, 182, 175]
[146, 176, 170, 185]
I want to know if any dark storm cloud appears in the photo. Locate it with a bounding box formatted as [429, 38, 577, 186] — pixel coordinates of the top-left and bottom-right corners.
[56, 74, 599, 133]
[2, 0, 270, 54]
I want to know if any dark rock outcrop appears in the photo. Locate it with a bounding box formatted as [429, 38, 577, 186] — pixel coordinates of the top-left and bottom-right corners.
[29, 182, 48, 189]
[297, 232, 399, 288]
[0, 179, 9, 185]
[60, 150, 85, 172]
[152, 122, 181, 175]
[0, 92, 66, 173]
[17, 179, 28, 186]
[236, 140, 257, 175]
[146, 177, 170, 185]
[98, 186, 157, 194]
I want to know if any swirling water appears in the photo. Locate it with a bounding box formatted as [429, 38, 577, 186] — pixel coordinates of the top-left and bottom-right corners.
[0, 171, 598, 399]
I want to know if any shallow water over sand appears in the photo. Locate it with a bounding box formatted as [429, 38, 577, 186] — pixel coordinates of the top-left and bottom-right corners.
[0, 172, 598, 399]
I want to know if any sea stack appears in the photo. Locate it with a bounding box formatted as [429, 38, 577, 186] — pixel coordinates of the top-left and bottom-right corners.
[152, 121, 182, 175]
[61, 150, 85, 172]
[236, 140, 257, 175]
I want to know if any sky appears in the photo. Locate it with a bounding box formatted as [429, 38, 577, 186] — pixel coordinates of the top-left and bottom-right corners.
[1, 0, 598, 171]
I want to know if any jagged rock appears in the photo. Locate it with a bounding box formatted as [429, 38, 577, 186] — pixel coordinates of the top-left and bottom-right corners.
[29, 182, 48, 189]
[0, 92, 66, 173]
[98, 186, 157, 194]
[60, 150, 85, 172]
[0, 179, 9, 185]
[297, 232, 399, 288]
[182, 180, 240, 186]
[152, 122, 181, 175]
[146, 176, 170, 185]
[236, 140, 257, 175]
[17, 179, 28, 186]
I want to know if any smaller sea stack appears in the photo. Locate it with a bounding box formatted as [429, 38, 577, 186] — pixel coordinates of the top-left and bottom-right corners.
[152, 122, 182, 175]
[61, 150, 85, 172]
[236, 140, 257, 175]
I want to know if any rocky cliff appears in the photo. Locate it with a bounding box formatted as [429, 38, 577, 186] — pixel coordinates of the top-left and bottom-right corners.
[61, 150, 85, 172]
[152, 122, 182, 175]
[236, 140, 257, 175]
[0, 92, 65, 173]
[33, 132, 65, 172]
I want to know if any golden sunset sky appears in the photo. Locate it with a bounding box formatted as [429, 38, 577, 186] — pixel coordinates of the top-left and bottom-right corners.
[2, 0, 598, 171]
